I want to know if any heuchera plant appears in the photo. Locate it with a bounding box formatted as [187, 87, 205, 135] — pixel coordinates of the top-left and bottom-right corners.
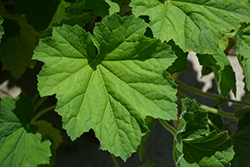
[0, 0, 250, 166]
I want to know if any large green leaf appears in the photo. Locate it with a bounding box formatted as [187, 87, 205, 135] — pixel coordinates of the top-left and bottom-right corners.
[0, 94, 51, 167]
[130, 0, 250, 54]
[33, 14, 177, 161]
[197, 48, 236, 97]
[236, 23, 250, 90]
[174, 98, 234, 167]
[231, 125, 250, 167]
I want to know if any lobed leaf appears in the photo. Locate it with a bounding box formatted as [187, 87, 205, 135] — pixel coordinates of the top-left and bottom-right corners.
[174, 98, 234, 167]
[131, 0, 250, 54]
[0, 94, 51, 167]
[33, 14, 178, 161]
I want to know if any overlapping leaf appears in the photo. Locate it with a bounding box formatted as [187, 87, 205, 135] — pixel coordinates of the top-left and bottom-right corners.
[131, 0, 250, 54]
[174, 98, 234, 167]
[236, 23, 250, 90]
[197, 48, 236, 97]
[0, 94, 51, 167]
[33, 14, 177, 160]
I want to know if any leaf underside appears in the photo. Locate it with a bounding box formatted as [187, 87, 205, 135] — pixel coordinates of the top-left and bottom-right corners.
[33, 14, 178, 161]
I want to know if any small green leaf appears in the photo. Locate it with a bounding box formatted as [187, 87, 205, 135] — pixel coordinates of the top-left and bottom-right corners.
[197, 48, 236, 97]
[131, 0, 250, 54]
[174, 98, 234, 167]
[0, 94, 51, 167]
[231, 125, 250, 167]
[33, 14, 177, 161]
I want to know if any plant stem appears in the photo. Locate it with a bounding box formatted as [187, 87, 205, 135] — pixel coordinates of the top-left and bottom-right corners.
[34, 97, 47, 112]
[176, 80, 250, 106]
[159, 119, 177, 136]
[199, 104, 235, 118]
[208, 118, 222, 132]
[31, 104, 56, 123]
[111, 154, 120, 167]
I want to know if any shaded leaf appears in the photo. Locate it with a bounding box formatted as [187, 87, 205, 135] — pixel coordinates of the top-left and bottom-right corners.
[0, 16, 4, 41]
[0, 19, 38, 78]
[231, 125, 250, 167]
[14, 0, 61, 31]
[139, 160, 154, 167]
[197, 48, 236, 97]
[137, 116, 156, 160]
[0, 94, 51, 167]
[33, 14, 177, 161]
[131, 0, 250, 54]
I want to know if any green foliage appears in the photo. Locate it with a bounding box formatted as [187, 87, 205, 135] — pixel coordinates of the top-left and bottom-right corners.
[0, 94, 51, 167]
[174, 98, 234, 167]
[131, 0, 250, 54]
[0, 0, 250, 166]
[33, 14, 177, 160]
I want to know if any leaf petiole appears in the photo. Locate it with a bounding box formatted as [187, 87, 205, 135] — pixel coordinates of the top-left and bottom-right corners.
[199, 104, 235, 118]
[159, 119, 177, 136]
[111, 154, 120, 167]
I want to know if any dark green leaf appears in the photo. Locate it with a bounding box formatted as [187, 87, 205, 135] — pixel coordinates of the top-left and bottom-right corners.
[174, 98, 234, 167]
[14, 0, 61, 31]
[231, 125, 250, 167]
[197, 48, 236, 97]
[167, 40, 188, 74]
[139, 160, 155, 167]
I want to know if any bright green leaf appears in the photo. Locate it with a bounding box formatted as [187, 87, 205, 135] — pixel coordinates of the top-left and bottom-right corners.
[0, 94, 51, 167]
[0, 19, 38, 78]
[130, 0, 250, 54]
[106, 0, 120, 15]
[231, 125, 250, 167]
[174, 98, 234, 167]
[236, 23, 250, 90]
[14, 0, 61, 31]
[33, 14, 177, 161]
[197, 48, 236, 97]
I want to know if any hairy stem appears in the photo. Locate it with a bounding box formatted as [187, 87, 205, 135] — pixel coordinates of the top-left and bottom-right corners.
[159, 119, 177, 136]
[176, 80, 250, 106]
[31, 105, 56, 123]
[111, 154, 120, 167]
